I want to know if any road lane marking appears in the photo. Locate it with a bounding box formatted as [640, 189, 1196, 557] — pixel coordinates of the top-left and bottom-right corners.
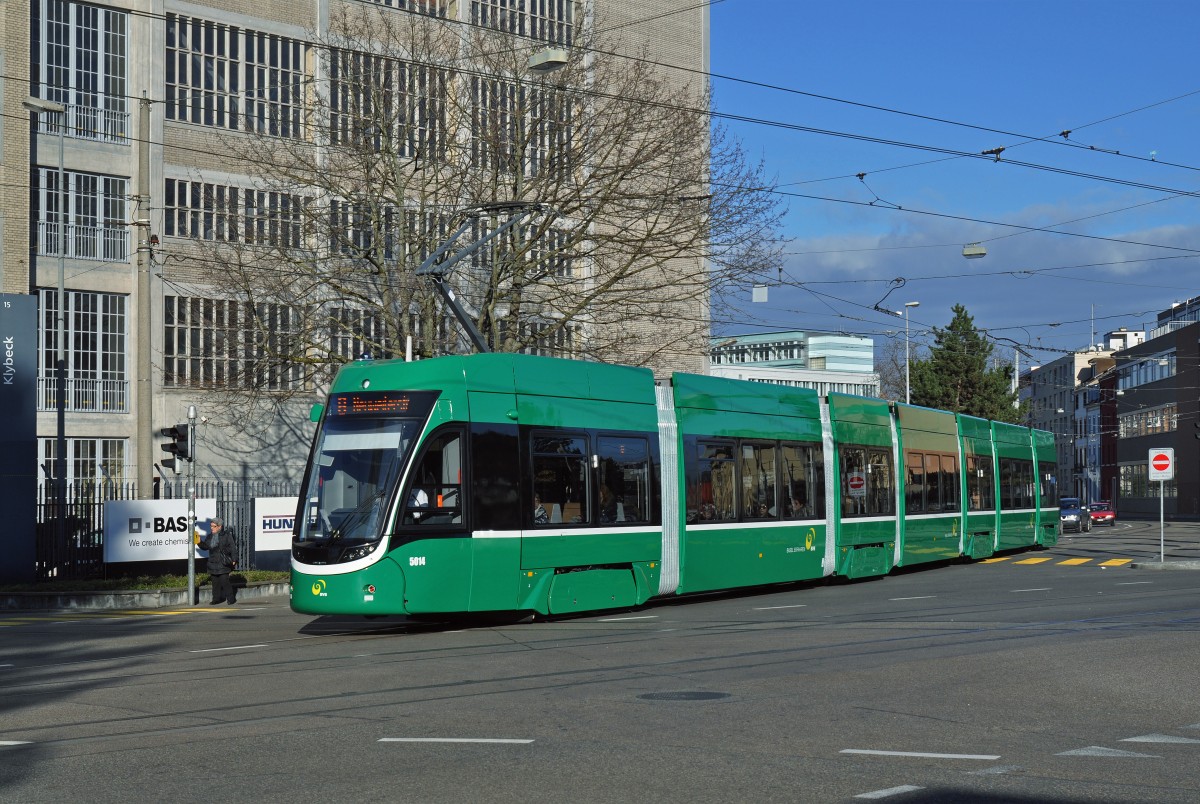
[1011, 588, 1051, 593]
[188, 644, 268, 653]
[1121, 734, 1200, 744]
[596, 615, 657, 622]
[840, 749, 1000, 760]
[1014, 557, 1053, 564]
[753, 604, 807, 610]
[980, 557, 1011, 563]
[379, 738, 534, 744]
[969, 765, 1022, 775]
[1101, 559, 1133, 566]
[889, 596, 935, 601]
[1116, 581, 1152, 585]
[1057, 746, 1160, 757]
[0, 741, 31, 746]
[1057, 558, 1091, 565]
[854, 786, 923, 799]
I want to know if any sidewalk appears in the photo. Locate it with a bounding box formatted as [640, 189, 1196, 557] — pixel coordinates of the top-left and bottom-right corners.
[0, 581, 290, 611]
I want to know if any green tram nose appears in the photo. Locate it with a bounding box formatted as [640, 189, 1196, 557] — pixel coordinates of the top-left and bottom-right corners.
[291, 559, 407, 615]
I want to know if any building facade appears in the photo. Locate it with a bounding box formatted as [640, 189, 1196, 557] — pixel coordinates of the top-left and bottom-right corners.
[6, 0, 712, 495]
[709, 331, 880, 397]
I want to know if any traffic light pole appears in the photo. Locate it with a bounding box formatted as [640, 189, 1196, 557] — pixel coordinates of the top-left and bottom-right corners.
[187, 404, 197, 605]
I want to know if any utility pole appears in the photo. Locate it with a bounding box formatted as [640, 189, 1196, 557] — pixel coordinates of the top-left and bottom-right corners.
[136, 93, 153, 498]
[187, 404, 197, 605]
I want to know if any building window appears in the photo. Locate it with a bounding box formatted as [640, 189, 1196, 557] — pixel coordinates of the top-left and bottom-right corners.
[1117, 353, 1175, 391]
[468, 216, 574, 278]
[1120, 462, 1176, 498]
[33, 169, 128, 261]
[515, 319, 579, 358]
[164, 179, 306, 247]
[40, 0, 128, 142]
[163, 296, 306, 391]
[361, 0, 446, 14]
[39, 437, 128, 485]
[329, 307, 395, 362]
[471, 0, 574, 46]
[166, 15, 309, 138]
[38, 289, 128, 413]
[329, 50, 447, 160]
[470, 76, 573, 177]
[1118, 404, 1177, 439]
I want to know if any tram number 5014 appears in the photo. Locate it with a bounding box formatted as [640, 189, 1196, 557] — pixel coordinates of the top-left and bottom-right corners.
[409, 556, 426, 567]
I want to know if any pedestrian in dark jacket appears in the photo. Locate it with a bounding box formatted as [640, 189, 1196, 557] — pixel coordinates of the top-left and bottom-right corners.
[198, 517, 238, 605]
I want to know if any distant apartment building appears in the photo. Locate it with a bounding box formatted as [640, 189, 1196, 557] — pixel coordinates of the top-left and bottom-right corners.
[709, 331, 880, 397]
[1025, 328, 1142, 503]
[1099, 300, 1200, 518]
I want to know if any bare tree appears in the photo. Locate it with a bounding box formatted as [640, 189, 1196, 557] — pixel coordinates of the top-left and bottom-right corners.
[171, 4, 784, 413]
[876, 332, 908, 402]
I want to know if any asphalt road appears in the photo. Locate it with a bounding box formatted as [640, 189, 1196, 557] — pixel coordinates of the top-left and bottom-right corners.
[2, 520, 1199, 803]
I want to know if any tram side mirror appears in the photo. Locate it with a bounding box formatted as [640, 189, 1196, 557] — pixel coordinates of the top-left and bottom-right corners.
[309, 403, 325, 423]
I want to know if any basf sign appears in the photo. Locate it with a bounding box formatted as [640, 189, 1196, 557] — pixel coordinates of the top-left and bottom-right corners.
[104, 499, 217, 562]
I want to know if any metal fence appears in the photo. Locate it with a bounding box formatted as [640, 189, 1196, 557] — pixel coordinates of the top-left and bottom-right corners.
[35, 478, 301, 581]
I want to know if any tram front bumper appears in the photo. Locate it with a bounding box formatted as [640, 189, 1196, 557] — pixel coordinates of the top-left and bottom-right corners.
[291, 558, 408, 615]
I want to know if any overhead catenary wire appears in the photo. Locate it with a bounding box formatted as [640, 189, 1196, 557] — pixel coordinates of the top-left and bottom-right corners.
[17, 1, 1200, 361]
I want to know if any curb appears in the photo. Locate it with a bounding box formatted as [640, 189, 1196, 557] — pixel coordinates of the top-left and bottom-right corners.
[1129, 560, 1200, 571]
[0, 581, 291, 611]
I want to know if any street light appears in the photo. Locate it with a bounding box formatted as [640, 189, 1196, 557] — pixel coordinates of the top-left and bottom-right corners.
[900, 301, 920, 404]
[24, 95, 68, 553]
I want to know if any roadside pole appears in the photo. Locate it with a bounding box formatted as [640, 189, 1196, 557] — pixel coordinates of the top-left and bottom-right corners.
[187, 404, 197, 604]
[1147, 448, 1173, 564]
[1160, 479, 1164, 563]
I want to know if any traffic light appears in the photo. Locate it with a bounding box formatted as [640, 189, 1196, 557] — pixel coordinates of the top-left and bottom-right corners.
[160, 423, 192, 472]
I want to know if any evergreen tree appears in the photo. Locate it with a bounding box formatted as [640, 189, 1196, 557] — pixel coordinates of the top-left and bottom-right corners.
[908, 305, 1020, 422]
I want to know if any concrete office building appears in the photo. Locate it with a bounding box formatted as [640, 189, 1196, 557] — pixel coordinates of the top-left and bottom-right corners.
[6, 1, 711, 494]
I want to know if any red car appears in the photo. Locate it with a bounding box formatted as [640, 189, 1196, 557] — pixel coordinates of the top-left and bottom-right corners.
[1089, 503, 1116, 527]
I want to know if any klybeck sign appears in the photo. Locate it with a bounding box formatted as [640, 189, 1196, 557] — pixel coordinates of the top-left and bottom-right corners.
[1148, 448, 1175, 481]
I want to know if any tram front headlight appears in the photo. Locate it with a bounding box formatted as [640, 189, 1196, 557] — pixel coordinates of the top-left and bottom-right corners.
[341, 543, 376, 562]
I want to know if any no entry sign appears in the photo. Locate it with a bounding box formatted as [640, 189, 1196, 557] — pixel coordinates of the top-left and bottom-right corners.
[847, 471, 866, 497]
[1148, 448, 1174, 481]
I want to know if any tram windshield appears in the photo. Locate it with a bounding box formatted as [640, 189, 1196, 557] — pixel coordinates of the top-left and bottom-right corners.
[298, 416, 423, 544]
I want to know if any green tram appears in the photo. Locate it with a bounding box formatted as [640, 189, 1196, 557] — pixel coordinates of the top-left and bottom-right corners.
[290, 353, 1059, 617]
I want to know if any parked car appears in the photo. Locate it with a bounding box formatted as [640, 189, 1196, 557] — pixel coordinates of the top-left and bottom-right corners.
[1089, 503, 1117, 527]
[1059, 496, 1091, 533]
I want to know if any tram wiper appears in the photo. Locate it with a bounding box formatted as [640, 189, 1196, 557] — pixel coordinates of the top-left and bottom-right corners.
[329, 490, 387, 541]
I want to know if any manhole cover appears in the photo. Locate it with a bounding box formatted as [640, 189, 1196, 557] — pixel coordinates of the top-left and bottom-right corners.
[638, 691, 731, 701]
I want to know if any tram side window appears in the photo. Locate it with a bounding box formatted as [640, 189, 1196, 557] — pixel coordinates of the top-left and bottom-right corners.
[597, 436, 651, 524]
[741, 442, 777, 519]
[780, 442, 823, 519]
[531, 433, 590, 525]
[905, 451, 926, 514]
[999, 458, 1034, 509]
[843, 446, 895, 518]
[403, 430, 463, 526]
[868, 449, 895, 516]
[690, 441, 736, 522]
[1039, 463, 1058, 505]
[940, 454, 960, 512]
[966, 454, 995, 511]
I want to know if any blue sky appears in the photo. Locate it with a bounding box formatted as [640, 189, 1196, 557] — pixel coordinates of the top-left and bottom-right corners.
[708, 0, 1200, 364]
